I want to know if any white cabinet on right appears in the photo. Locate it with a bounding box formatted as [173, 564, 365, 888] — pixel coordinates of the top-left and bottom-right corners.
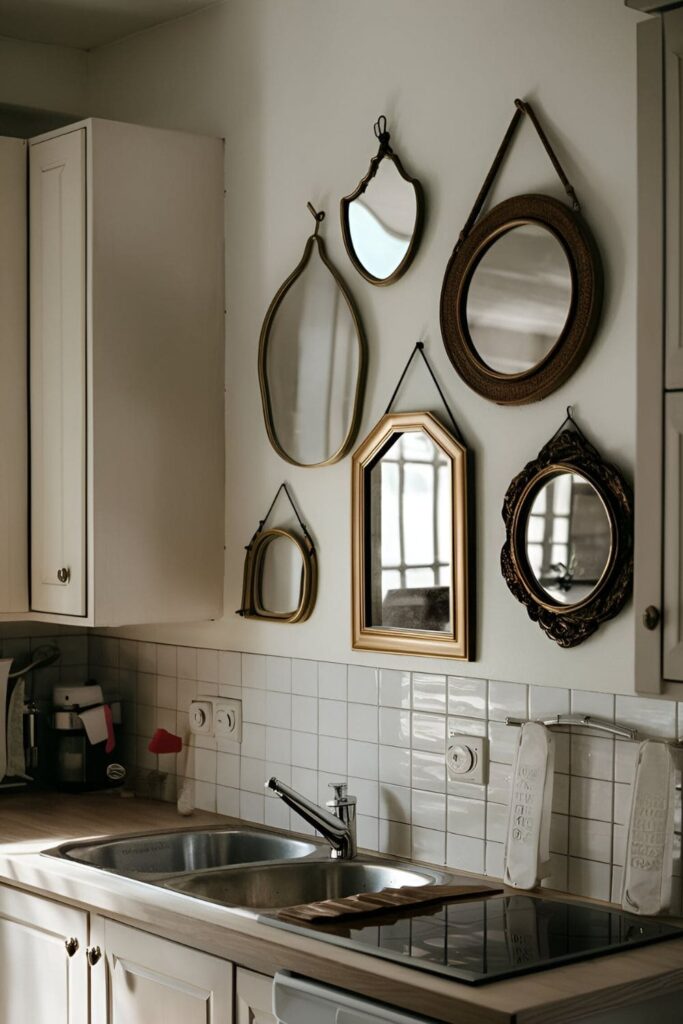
[664, 393, 683, 679]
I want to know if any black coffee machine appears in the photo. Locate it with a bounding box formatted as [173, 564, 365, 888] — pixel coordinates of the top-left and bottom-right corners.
[52, 683, 126, 791]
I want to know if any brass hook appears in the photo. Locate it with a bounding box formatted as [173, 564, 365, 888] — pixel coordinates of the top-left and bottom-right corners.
[306, 202, 325, 236]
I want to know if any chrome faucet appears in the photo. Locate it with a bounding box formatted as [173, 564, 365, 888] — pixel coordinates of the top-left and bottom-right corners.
[265, 777, 357, 859]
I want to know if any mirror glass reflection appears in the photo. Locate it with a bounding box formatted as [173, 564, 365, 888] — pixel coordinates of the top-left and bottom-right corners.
[259, 536, 304, 615]
[347, 159, 418, 281]
[466, 223, 573, 375]
[265, 251, 361, 465]
[368, 430, 452, 632]
[524, 472, 611, 606]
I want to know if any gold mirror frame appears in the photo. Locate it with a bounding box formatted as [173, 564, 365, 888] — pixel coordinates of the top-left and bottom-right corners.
[501, 428, 633, 647]
[352, 411, 473, 660]
[258, 204, 367, 467]
[239, 526, 317, 624]
[340, 115, 425, 287]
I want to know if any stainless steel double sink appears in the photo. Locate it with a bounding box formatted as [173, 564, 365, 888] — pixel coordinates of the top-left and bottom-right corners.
[49, 826, 448, 912]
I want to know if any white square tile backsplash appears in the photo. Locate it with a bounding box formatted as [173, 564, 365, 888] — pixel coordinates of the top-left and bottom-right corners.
[85, 637, 683, 911]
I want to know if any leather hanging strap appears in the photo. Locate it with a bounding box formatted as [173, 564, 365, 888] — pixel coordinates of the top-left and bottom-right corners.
[454, 98, 580, 255]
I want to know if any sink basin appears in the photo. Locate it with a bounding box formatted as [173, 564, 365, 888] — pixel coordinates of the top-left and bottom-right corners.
[55, 829, 319, 876]
[165, 859, 438, 910]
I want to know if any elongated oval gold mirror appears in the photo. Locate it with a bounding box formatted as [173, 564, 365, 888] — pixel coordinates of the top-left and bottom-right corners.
[259, 205, 367, 467]
[341, 116, 424, 286]
[352, 411, 472, 659]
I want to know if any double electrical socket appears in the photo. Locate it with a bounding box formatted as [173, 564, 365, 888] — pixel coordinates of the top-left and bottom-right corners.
[189, 696, 242, 742]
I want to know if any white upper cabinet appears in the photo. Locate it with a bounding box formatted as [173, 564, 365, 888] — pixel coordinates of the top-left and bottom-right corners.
[30, 129, 87, 616]
[664, 393, 683, 679]
[0, 137, 28, 613]
[666, 10, 683, 390]
[27, 119, 225, 626]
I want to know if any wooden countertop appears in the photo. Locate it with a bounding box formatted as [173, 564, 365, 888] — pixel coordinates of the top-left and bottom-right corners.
[1, 791, 682, 1024]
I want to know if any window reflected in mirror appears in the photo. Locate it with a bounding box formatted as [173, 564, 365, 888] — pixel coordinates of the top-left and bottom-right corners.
[524, 471, 611, 606]
[368, 431, 452, 632]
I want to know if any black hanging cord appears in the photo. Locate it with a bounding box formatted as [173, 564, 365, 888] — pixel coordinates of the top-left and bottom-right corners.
[385, 342, 465, 443]
[373, 114, 393, 155]
[256, 483, 311, 540]
[550, 405, 589, 444]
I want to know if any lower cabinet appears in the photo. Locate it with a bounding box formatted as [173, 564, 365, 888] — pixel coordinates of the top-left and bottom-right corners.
[90, 917, 233, 1024]
[0, 885, 89, 1024]
[236, 967, 276, 1024]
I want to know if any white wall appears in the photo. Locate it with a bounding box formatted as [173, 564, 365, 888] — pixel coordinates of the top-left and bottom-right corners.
[86, 0, 647, 693]
[0, 34, 87, 114]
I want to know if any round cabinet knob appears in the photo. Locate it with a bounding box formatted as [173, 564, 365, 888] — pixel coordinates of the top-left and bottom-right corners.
[64, 937, 79, 958]
[57, 567, 71, 584]
[643, 606, 661, 631]
[86, 945, 102, 967]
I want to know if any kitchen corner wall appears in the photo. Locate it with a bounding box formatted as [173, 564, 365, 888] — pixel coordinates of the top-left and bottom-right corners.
[86, 0, 648, 694]
[88, 634, 683, 910]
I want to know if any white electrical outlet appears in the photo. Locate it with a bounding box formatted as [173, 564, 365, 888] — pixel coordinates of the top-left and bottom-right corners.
[189, 696, 242, 742]
[447, 734, 488, 785]
[214, 698, 242, 742]
[189, 700, 213, 735]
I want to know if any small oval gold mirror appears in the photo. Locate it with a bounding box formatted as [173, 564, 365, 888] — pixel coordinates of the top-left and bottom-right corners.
[259, 205, 366, 467]
[238, 486, 317, 624]
[341, 116, 424, 287]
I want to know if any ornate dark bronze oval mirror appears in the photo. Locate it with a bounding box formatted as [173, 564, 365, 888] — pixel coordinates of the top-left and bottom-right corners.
[440, 100, 602, 405]
[352, 411, 472, 659]
[259, 204, 366, 467]
[341, 115, 424, 287]
[501, 422, 633, 647]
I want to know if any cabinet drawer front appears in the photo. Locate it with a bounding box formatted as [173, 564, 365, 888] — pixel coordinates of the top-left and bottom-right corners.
[29, 128, 87, 616]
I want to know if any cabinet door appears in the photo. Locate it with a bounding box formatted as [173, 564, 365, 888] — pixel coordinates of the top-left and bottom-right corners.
[664, 392, 683, 679]
[0, 884, 88, 1024]
[90, 916, 233, 1024]
[29, 128, 87, 616]
[665, 9, 683, 389]
[0, 137, 28, 613]
[236, 968, 276, 1024]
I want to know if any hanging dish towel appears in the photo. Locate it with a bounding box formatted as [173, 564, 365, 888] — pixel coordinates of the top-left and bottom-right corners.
[621, 739, 676, 916]
[0, 659, 12, 783]
[504, 722, 555, 890]
[6, 678, 28, 779]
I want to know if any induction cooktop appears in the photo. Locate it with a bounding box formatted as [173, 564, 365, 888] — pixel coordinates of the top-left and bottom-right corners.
[263, 892, 683, 985]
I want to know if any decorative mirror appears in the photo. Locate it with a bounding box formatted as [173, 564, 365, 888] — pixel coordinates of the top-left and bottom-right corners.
[238, 485, 317, 623]
[341, 115, 424, 286]
[440, 99, 602, 405]
[259, 204, 367, 467]
[352, 378, 472, 659]
[501, 414, 633, 647]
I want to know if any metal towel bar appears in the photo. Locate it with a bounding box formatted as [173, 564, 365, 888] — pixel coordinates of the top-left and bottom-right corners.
[504, 713, 638, 741]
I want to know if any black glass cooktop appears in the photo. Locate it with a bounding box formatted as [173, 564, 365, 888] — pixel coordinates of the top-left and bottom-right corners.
[263, 893, 683, 985]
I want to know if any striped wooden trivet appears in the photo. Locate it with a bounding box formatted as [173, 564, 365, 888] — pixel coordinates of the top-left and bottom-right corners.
[277, 883, 502, 924]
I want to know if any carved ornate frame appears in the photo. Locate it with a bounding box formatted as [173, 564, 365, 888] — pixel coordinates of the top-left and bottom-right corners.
[501, 429, 633, 647]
